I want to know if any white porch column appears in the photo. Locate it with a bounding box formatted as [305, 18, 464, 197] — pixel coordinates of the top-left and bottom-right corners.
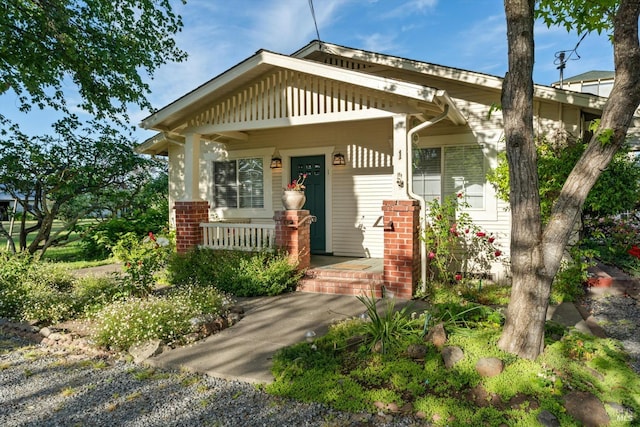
[183, 132, 202, 200]
[391, 114, 410, 200]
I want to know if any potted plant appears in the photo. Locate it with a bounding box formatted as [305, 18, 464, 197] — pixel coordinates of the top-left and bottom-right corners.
[282, 173, 307, 210]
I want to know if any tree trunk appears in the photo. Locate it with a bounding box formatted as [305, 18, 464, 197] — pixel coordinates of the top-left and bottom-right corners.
[498, 0, 549, 359]
[499, 0, 640, 360]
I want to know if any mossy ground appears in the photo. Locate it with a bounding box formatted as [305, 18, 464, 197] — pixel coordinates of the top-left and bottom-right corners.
[267, 287, 640, 426]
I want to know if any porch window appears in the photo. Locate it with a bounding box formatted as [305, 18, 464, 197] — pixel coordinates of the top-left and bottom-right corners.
[213, 158, 264, 208]
[413, 145, 485, 208]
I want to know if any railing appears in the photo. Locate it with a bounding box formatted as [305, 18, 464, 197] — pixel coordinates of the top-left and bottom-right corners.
[200, 222, 276, 252]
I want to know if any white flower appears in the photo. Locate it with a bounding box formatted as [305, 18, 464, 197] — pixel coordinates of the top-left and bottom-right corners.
[156, 237, 170, 247]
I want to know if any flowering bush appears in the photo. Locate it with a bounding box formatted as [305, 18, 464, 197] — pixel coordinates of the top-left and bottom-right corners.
[421, 193, 502, 285]
[112, 231, 174, 297]
[91, 285, 227, 350]
[286, 173, 307, 191]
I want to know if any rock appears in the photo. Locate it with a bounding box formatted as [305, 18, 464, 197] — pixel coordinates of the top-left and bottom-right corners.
[475, 357, 504, 377]
[406, 344, 428, 359]
[228, 305, 245, 315]
[564, 391, 610, 427]
[39, 327, 52, 338]
[48, 332, 63, 342]
[202, 316, 228, 335]
[227, 312, 242, 325]
[129, 339, 164, 364]
[441, 346, 464, 369]
[345, 335, 366, 351]
[372, 340, 383, 354]
[537, 410, 560, 427]
[467, 384, 501, 408]
[425, 322, 447, 348]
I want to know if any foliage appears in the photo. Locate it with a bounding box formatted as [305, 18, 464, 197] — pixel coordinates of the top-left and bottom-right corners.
[112, 232, 173, 297]
[581, 211, 640, 277]
[0, 118, 155, 256]
[550, 247, 593, 303]
[79, 170, 169, 259]
[421, 193, 503, 285]
[0, 0, 186, 122]
[0, 252, 122, 323]
[91, 286, 227, 350]
[356, 292, 423, 354]
[168, 248, 303, 297]
[488, 138, 640, 222]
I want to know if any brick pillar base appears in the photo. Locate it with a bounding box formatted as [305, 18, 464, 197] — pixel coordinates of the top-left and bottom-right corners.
[382, 200, 420, 299]
[273, 210, 311, 270]
[174, 200, 209, 253]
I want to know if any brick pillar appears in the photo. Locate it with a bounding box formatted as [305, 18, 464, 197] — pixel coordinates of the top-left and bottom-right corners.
[382, 200, 421, 299]
[174, 200, 209, 253]
[273, 210, 311, 270]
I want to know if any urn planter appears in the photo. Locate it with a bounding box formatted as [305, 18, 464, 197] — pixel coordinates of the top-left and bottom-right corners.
[282, 190, 306, 210]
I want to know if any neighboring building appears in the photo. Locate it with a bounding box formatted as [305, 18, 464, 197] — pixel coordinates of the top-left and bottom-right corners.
[0, 189, 23, 221]
[137, 41, 640, 298]
[551, 70, 615, 97]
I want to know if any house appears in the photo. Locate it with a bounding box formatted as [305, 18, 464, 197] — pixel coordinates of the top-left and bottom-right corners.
[551, 70, 615, 97]
[137, 40, 636, 298]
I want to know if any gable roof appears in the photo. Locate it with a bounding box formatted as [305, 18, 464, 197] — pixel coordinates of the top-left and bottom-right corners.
[139, 40, 618, 155]
[553, 70, 615, 86]
[140, 46, 466, 133]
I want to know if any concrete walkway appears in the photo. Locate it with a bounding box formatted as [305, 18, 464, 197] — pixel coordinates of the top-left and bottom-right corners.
[146, 291, 590, 384]
[147, 292, 374, 384]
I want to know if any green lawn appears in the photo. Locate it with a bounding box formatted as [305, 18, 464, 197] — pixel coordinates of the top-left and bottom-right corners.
[0, 219, 113, 267]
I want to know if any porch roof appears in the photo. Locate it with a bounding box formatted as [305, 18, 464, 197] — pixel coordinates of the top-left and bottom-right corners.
[138, 47, 467, 155]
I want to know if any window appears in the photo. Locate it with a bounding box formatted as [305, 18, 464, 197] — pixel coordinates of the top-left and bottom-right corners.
[213, 158, 264, 208]
[413, 145, 485, 208]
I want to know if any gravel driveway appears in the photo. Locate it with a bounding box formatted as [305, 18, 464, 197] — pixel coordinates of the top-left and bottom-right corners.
[0, 334, 417, 427]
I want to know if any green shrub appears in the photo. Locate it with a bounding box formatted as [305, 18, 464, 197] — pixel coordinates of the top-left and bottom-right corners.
[70, 276, 125, 316]
[550, 247, 592, 303]
[91, 286, 226, 350]
[234, 251, 303, 296]
[112, 231, 173, 297]
[0, 252, 33, 320]
[0, 253, 78, 323]
[168, 248, 303, 297]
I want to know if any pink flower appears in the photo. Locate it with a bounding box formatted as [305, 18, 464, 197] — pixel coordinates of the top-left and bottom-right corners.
[465, 228, 470, 234]
[494, 250, 502, 257]
[488, 236, 495, 243]
[455, 274, 462, 281]
[148, 231, 156, 241]
[476, 232, 486, 237]
[457, 192, 463, 198]
[428, 251, 435, 259]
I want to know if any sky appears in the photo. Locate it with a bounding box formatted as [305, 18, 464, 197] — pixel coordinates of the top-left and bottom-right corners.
[1, 0, 615, 143]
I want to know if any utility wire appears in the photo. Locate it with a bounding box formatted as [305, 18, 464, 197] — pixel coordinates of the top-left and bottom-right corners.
[308, 0, 321, 41]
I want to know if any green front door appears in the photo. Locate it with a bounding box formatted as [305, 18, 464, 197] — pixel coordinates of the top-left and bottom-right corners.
[291, 155, 326, 254]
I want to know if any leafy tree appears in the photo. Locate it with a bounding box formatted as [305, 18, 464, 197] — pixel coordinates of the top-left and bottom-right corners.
[0, 0, 186, 123]
[499, 0, 640, 359]
[0, 117, 154, 256]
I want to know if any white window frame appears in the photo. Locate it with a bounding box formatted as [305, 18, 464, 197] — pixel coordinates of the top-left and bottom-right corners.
[204, 147, 274, 219]
[413, 135, 498, 221]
